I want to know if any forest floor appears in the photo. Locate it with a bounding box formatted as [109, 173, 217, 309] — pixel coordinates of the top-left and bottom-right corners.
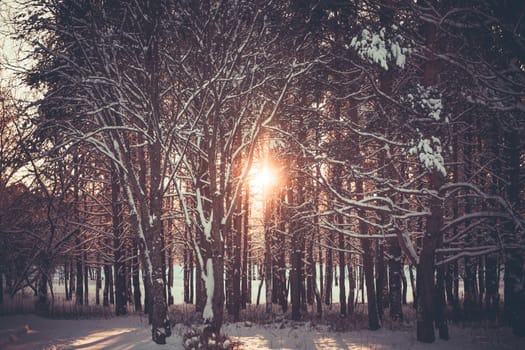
[1, 311, 525, 350]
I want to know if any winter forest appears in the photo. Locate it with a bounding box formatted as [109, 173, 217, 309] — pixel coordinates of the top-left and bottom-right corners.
[0, 0, 524, 349]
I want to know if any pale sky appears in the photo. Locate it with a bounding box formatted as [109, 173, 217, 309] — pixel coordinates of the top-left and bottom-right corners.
[0, 0, 36, 100]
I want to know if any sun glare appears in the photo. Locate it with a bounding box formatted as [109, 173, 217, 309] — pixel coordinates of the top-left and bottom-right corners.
[250, 165, 276, 192]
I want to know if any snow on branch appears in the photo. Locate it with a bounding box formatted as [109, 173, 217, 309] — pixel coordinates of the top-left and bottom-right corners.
[409, 136, 446, 176]
[349, 27, 412, 71]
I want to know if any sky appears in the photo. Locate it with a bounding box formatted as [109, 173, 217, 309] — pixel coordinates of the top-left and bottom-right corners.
[0, 0, 37, 100]
[1, 0, 19, 77]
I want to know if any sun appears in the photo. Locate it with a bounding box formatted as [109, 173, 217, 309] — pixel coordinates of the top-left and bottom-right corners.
[249, 165, 277, 193]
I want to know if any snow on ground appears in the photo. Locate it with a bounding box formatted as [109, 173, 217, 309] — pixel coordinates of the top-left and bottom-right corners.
[225, 321, 525, 350]
[0, 314, 182, 350]
[1, 313, 524, 350]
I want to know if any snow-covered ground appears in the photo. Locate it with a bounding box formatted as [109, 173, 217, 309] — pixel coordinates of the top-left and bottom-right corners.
[1, 313, 524, 350]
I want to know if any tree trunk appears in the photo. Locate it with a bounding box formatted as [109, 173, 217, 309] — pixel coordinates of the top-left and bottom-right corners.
[485, 121, 500, 321]
[68, 260, 75, 301]
[131, 238, 141, 311]
[167, 241, 174, 306]
[306, 231, 315, 306]
[225, 205, 234, 315]
[95, 264, 101, 305]
[241, 183, 250, 308]
[64, 261, 70, 301]
[339, 230, 347, 317]
[409, 264, 416, 308]
[324, 235, 333, 306]
[184, 227, 192, 304]
[232, 188, 242, 321]
[277, 190, 288, 313]
[376, 240, 385, 319]
[36, 254, 50, 314]
[0, 271, 3, 305]
[362, 237, 380, 330]
[416, 20, 447, 342]
[76, 247, 83, 305]
[103, 265, 111, 307]
[478, 257, 485, 310]
[83, 254, 89, 305]
[290, 184, 302, 321]
[416, 172, 445, 343]
[264, 197, 273, 315]
[112, 167, 127, 316]
[256, 269, 264, 306]
[485, 255, 499, 320]
[435, 264, 449, 340]
[347, 257, 355, 315]
[355, 172, 380, 330]
[126, 252, 133, 305]
[319, 231, 324, 303]
[503, 130, 525, 337]
[401, 265, 407, 305]
[389, 240, 403, 321]
[195, 259, 205, 313]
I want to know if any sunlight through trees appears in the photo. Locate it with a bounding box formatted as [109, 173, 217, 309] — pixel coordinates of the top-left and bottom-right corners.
[0, 0, 524, 347]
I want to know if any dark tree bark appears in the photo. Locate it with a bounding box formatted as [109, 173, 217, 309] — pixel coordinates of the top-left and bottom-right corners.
[416, 172, 446, 343]
[361, 235, 380, 330]
[103, 264, 111, 307]
[64, 261, 70, 301]
[141, 1, 171, 342]
[112, 167, 127, 316]
[338, 229, 347, 317]
[241, 183, 250, 308]
[232, 187, 242, 321]
[0, 272, 3, 305]
[446, 133, 460, 320]
[264, 197, 274, 314]
[347, 257, 355, 315]
[375, 241, 385, 319]
[195, 258, 205, 313]
[290, 183, 302, 320]
[318, 228, 324, 303]
[126, 251, 133, 305]
[68, 260, 75, 301]
[167, 240, 174, 306]
[435, 263, 449, 340]
[83, 253, 89, 305]
[478, 258, 485, 310]
[485, 255, 499, 320]
[503, 130, 525, 337]
[277, 190, 288, 313]
[36, 253, 50, 314]
[485, 121, 500, 321]
[324, 234, 333, 306]
[306, 229, 315, 306]
[75, 246, 83, 305]
[184, 227, 192, 304]
[95, 263, 101, 305]
[416, 20, 447, 343]
[463, 122, 478, 320]
[389, 240, 403, 321]
[225, 201, 234, 315]
[356, 179, 379, 329]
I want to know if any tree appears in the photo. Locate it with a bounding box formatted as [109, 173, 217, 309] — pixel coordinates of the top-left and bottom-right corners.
[170, 1, 312, 336]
